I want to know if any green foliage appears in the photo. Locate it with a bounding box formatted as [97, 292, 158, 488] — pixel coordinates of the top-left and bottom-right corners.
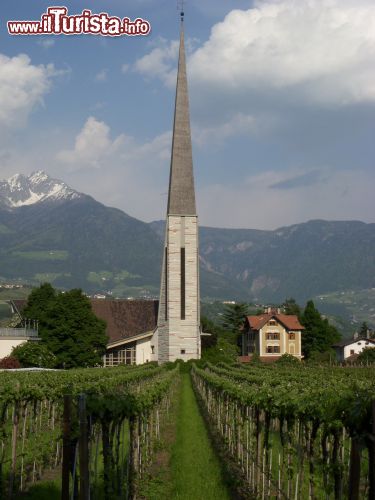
[0, 363, 177, 497]
[248, 352, 261, 365]
[221, 303, 250, 333]
[282, 297, 301, 317]
[195, 362, 375, 435]
[23, 284, 108, 368]
[23, 282, 56, 321]
[21, 481, 60, 500]
[306, 349, 337, 365]
[301, 300, 341, 358]
[276, 353, 301, 365]
[192, 362, 375, 497]
[11, 342, 56, 368]
[201, 316, 218, 349]
[201, 337, 238, 364]
[357, 347, 375, 364]
[359, 321, 369, 337]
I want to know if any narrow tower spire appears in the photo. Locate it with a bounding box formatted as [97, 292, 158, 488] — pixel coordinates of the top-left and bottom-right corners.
[154, 14, 201, 363]
[167, 15, 196, 215]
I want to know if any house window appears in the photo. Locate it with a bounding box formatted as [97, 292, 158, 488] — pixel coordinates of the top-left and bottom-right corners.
[181, 349, 186, 355]
[266, 346, 280, 354]
[289, 332, 295, 340]
[267, 332, 279, 340]
[151, 345, 155, 354]
[350, 349, 355, 355]
[268, 320, 277, 326]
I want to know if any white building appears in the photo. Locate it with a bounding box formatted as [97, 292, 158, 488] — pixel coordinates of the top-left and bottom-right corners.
[0, 327, 40, 359]
[333, 337, 375, 362]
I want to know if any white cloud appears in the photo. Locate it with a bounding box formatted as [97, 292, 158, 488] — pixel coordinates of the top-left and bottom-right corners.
[189, 0, 375, 105]
[95, 69, 108, 82]
[193, 113, 255, 146]
[134, 38, 179, 87]
[56, 117, 171, 221]
[57, 117, 126, 170]
[135, 1, 375, 106]
[0, 53, 56, 129]
[37, 39, 55, 49]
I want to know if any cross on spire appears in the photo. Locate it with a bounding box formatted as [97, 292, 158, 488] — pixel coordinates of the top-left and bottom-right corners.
[177, 0, 185, 21]
[167, 0, 196, 215]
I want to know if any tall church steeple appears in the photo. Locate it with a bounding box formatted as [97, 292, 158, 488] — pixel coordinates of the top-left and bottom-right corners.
[154, 13, 201, 363]
[167, 17, 196, 216]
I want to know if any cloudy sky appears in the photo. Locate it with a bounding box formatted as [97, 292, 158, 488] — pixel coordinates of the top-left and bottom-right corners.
[0, 0, 374, 229]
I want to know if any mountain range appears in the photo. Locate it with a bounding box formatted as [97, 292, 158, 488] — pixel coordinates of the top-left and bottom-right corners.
[0, 171, 374, 305]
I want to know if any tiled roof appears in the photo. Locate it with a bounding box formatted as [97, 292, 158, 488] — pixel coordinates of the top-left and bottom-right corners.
[90, 299, 158, 343]
[246, 313, 304, 331]
[332, 337, 375, 348]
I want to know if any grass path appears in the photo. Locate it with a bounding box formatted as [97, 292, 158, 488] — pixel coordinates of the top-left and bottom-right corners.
[169, 372, 231, 500]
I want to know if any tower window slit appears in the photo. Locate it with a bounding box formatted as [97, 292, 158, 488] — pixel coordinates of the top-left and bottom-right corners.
[165, 247, 168, 320]
[181, 247, 185, 319]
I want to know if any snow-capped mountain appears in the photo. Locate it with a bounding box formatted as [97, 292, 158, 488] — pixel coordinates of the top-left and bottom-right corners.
[0, 171, 82, 209]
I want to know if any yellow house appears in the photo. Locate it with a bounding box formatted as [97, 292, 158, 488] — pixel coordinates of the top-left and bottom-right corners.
[241, 307, 303, 361]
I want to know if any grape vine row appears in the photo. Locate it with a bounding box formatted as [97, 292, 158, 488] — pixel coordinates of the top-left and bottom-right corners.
[0, 363, 178, 498]
[192, 362, 375, 499]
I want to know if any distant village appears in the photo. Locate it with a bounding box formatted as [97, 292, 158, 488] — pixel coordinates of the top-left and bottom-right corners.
[1, 278, 374, 369]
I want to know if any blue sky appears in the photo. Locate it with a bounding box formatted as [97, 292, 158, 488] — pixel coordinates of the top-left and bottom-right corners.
[0, 0, 374, 229]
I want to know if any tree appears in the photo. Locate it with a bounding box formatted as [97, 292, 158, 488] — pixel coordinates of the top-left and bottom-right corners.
[201, 337, 238, 364]
[221, 303, 250, 333]
[22, 283, 56, 323]
[356, 347, 375, 364]
[23, 285, 108, 368]
[359, 321, 369, 337]
[300, 300, 341, 358]
[12, 342, 56, 368]
[282, 298, 301, 317]
[201, 316, 218, 349]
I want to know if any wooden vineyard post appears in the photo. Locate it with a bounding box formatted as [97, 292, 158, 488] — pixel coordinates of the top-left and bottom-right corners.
[369, 400, 375, 500]
[332, 430, 343, 500]
[8, 398, 19, 500]
[102, 419, 113, 500]
[127, 416, 136, 500]
[348, 436, 361, 500]
[62, 395, 72, 500]
[256, 408, 261, 494]
[78, 394, 89, 500]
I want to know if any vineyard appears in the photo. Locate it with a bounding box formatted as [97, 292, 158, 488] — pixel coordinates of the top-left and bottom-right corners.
[0, 363, 177, 499]
[192, 362, 375, 500]
[0, 361, 374, 499]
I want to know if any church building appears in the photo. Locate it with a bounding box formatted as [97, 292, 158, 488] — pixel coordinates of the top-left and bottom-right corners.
[151, 14, 201, 363]
[102, 14, 201, 365]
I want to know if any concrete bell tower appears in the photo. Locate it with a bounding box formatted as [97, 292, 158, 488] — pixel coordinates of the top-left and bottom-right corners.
[155, 12, 200, 363]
